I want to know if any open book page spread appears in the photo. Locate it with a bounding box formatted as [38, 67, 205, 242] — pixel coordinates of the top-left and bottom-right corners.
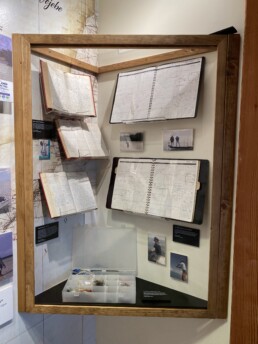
[40, 171, 96, 218]
[56, 118, 108, 158]
[40, 60, 96, 117]
[110, 57, 203, 123]
[110, 158, 200, 222]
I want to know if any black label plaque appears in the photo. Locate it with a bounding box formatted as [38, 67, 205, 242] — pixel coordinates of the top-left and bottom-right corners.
[142, 290, 171, 303]
[173, 225, 200, 247]
[32, 120, 56, 139]
[36, 222, 59, 244]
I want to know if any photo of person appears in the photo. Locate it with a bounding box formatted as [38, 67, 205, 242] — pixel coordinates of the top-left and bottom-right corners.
[39, 139, 50, 160]
[148, 233, 166, 266]
[163, 129, 194, 151]
[0, 168, 11, 214]
[120, 132, 144, 152]
[170, 252, 188, 282]
[0, 34, 13, 115]
[0, 231, 13, 282]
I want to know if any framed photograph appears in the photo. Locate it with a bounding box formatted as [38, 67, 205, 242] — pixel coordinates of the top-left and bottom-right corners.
[163, 129, 194, 151]
[170, 252, 188, 282]
[120, 132, 144, 152]
[148, 233, 166, 266]
[0, 168, 11, 214]
[0, 231, 13, 282]
[0, 34, 13, 115]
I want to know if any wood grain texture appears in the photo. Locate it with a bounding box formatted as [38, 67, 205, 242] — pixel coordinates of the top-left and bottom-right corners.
[207, 37, 229, 316]
[12, 34, 239, 318]
[32, 47, 98, 74]
[216, 35, 240, 317]
[230, 0, 258, 342]
[13, 34, 26, 312]
[13, 34, 35, 312]
[98, 48, 215, 73]
[31, 304, 214, 318]
[23, 34, 223, 48]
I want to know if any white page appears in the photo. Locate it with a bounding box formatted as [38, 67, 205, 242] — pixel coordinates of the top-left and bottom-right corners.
[57, 119, 91, 157]
[41, 172, 76, 217]
[110, 67, 155, 123]
[67, 171, 97, 213]
[147, 160, 200, 222]
[111, 158, 153, 214]
[47, 64, 95, 116]
[110, 58, 202, 123]
[57, 119, 108, 158]
[149, 58, 203, 119]
[82, 120, 108, 157]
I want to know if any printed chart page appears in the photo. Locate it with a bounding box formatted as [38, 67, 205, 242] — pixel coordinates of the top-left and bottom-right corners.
[110, 58, 203, 123]
[110, 67, 155, 123]
[111, 158, 153, 213]
[109, 158, 201, 222]
[147, 160, 200, 222]
[149, 58, 203, 120]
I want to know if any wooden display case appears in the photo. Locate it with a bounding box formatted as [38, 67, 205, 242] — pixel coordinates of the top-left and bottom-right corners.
[12, 33, 240, 318]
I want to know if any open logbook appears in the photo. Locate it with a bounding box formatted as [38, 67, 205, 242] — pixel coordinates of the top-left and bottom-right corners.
[40, 60, 96, 117]
[106, 158, 208, 223]
[40, 171, 97, 218]
[56, 118, 109, 159]
[110, 57, 204, 123]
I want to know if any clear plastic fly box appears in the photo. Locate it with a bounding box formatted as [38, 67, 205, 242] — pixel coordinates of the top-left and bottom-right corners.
[62, 226, 137, 304]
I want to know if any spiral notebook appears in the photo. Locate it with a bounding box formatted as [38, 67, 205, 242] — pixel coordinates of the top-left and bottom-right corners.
[106, 157, 208, 224]
[110, 57, 204, 123]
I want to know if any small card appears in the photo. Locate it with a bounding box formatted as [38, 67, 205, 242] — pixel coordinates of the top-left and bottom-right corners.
[0, 284, 13, 325]
[142, 290, 170, 303]
[173, 225, 200, 247]
[32, 120, 56, 139]
[35, 222, 59, 244]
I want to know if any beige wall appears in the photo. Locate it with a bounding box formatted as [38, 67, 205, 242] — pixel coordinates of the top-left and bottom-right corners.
[96, 1, 245, 343]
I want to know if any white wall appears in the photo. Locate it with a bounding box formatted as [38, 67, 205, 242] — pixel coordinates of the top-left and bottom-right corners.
[96, 52, 217, 301]
[0, 1, 245, 343]
[0, 1, 96, 343]
[96, 1, 245, 343]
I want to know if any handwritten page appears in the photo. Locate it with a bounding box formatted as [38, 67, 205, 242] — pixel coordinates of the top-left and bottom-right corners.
[147, 160, 200, 222]
[110, 67, 155, 123]
[110, 57, 203, 123]
[41, 61, 96, 117]
[67, 172, 97, 212]
[40, 171, 96, 218]
[40, 172, 76, 217]
[111, 158, 153, 214]
[56, 118, 108, 158]
[110, 158, 201, 222]
[82, 119, 108, 157]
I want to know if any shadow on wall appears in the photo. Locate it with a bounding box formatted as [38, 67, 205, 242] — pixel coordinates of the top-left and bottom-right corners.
[96, 316, 227, 344]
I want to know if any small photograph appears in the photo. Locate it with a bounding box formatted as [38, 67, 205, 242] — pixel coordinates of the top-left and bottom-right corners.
[0, 168, 11, 214]
[0, 231, 13, 282]
[120, 132, 144, 152]
[163, 129, 194, 151]
[148, 233, 166, 266]
[39, 139, 50, 160]
[170, 252, 188, 282]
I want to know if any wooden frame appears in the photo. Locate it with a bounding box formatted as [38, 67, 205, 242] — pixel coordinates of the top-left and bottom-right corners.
[12, 34, 240, 318]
